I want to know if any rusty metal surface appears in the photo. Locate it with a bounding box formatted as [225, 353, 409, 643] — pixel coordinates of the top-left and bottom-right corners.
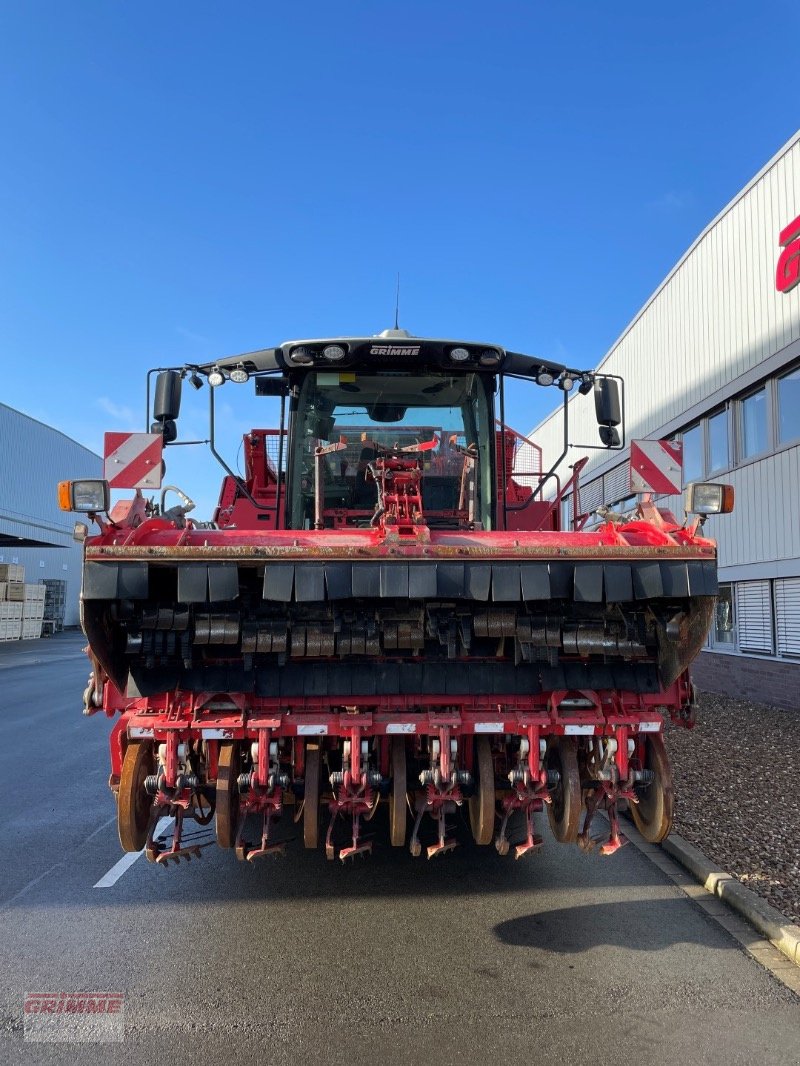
[85, 541, 715, 562]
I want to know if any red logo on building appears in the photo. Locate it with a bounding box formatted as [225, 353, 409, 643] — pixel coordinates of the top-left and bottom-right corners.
[776, 214, 800, 294]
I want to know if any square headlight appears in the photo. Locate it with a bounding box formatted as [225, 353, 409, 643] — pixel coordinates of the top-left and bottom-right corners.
[58, 479, 110, 513]
[684, 482, 734, 516]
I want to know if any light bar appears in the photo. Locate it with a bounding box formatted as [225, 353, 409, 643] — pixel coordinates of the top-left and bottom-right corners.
[684, 482, 735, 516]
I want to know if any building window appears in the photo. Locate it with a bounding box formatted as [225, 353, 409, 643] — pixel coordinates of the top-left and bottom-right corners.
[681, 423, 703, 483]
[774, 578, 800, 657]
[777, 366, 800, 445]
[740, 387, 768, 459]
[713, 584, 735, 646]
[736, 580, 773, 654]
[707, 408, 729, 473]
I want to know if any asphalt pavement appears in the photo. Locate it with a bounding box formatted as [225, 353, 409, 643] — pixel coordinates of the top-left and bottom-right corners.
[0, 633, 798, 1065]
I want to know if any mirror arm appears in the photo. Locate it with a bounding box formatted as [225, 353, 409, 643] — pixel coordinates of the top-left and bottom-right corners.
[533, 389, 570, 501]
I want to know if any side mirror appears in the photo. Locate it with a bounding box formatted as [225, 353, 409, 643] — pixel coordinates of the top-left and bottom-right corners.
[153, 370, 182, 422]
[594, 378, 621, 427]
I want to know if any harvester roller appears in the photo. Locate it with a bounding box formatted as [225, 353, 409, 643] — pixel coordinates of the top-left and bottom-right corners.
[118, 741, 155, 852]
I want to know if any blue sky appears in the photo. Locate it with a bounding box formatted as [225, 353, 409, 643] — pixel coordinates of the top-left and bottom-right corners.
[1, 2, 798, 518]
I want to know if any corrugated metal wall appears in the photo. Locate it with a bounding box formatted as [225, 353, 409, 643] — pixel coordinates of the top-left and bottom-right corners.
[0, 404, 101, 626]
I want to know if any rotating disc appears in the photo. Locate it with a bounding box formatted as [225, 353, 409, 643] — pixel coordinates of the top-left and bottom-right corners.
[215, 742, 241, 849]
[303, 744, 321, 849]
[468, 736, 495, 845]
[629, 733, 674, 843]
[118, 740, 155, 852]
[545, 737, 581, 843]
[388, 737, 407, 847]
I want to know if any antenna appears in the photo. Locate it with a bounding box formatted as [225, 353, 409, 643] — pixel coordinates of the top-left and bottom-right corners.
[394, 273, 400, 330]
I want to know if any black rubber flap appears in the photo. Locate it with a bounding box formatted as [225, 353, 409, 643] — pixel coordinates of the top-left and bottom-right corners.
[263, 564, 294, 602]
[574, 563, 603, 603]
[492, 564, 521, 602]
[409, 565, 437, 598]
[352, 563, 381, 597]
[521, 563, 550, 601]
[115, 562, 148, 600]
[399, 663, 423, 693]
[324, 563, 352, 600]
[295, 565, 325, 603]
[604, 564, 633, 603]
[701, 560, 718, 595]
[307, 665, 330, 696]
[83, 562, 118, 600]
[208, 564, 239, 601]
[437, 563, 464, 597]
[465, 564, 492, 601]
[348, 663, 377, 696]
[632, 562, 664, 599]
[548, 562, 573, 598]
[660, 561, 690, 598]
[380, 564, 409, 598]
[178, 564, 208, 603]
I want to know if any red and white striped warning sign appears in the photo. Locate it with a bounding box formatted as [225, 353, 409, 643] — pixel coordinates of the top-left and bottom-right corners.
[104, 433, 163, 490]
[629, 439, 683, 495]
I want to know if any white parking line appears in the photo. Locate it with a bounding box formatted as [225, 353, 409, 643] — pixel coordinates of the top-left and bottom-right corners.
[83, 815, 116, 843]
[93, 818, 174, 888]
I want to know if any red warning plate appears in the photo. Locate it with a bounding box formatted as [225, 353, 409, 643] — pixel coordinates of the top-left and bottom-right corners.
[104, 432, 163, 490]
[629, 439, 683, 495]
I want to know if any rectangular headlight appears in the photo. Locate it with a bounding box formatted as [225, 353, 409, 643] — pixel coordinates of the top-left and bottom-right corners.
[58, 479, 110, 513]
[684, 482, 734, 516]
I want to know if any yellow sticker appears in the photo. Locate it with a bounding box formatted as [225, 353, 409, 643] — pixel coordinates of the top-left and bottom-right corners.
[339, 372, 356, 383]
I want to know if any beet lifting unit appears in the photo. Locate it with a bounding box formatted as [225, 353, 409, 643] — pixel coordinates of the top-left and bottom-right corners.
[59, 330, 733, 865]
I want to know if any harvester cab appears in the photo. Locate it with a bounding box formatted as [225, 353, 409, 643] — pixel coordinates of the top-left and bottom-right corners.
[59, 328, 732, 866]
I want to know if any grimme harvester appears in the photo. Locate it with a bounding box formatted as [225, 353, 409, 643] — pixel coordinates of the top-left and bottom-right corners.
[60, 330, 732, 866]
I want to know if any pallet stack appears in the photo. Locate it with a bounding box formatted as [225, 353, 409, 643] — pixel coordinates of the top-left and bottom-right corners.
[22, 584, 46, 639]
[42, 578, 67, 633]
[0, 564, 46, 641]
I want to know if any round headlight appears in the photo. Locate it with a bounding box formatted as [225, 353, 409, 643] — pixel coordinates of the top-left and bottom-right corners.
[450, 347, 470, 363]
[535, 367, 555, 387]
[479, 349, 501, 367]
[229, 367, 249, 384]
[208, 368, 225, 387]
[322, 344, 346, 362]
[289, 346, 314, 365]
[559, 374, 575, 392]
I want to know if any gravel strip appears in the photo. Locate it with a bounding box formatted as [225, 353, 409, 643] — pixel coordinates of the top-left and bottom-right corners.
[664, 691, 800, 924]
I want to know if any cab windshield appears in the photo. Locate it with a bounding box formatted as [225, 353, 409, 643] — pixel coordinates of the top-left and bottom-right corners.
[289, 370, 494, 529]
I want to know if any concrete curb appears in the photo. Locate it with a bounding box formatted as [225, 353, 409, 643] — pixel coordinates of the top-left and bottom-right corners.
[661, 832, 800, 968]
